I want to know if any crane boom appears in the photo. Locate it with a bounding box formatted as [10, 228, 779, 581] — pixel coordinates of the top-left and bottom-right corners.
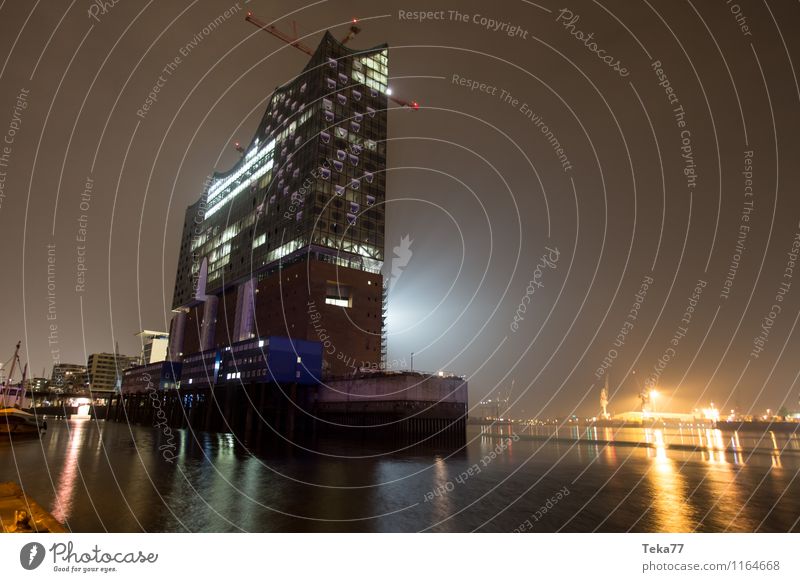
[245, 12, 418, 110]
[245, 12, 314, 56]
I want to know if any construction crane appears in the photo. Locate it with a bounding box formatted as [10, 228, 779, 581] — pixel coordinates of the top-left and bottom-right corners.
[245, 12, 419, 110]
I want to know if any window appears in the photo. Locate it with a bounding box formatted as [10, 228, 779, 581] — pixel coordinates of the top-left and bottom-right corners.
[326, 282, 352, 307]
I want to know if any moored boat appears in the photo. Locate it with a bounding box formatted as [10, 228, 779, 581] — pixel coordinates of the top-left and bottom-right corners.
[0, 407, 44, 435]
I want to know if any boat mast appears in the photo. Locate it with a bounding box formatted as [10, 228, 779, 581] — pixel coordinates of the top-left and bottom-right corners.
[2, 341, 21, 407]
[18, 362, 28, 408]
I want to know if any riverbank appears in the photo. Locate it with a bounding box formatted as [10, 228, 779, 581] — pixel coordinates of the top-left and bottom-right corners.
[0, 481, 65, 532]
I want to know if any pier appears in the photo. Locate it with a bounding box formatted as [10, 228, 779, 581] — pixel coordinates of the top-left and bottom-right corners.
[107, 371, 467, 448]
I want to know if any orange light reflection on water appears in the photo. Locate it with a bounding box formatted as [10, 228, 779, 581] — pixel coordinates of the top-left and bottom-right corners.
[646, 429, 693, 532]
[50, 419, 88, 523]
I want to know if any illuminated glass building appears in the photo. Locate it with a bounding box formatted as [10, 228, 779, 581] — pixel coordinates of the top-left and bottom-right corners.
[169, 32, 388, 376]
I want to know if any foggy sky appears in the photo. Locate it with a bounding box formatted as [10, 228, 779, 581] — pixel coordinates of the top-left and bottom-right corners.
[1, 0, 800, 418]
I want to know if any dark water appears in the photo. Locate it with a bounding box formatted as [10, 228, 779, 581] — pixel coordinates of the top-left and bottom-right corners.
[2, 419, 799, 532]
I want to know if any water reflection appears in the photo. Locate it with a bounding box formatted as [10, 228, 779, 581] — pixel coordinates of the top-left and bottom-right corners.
[4, 421, 800, 532]
[646, 429, 693, 532]
[51, 419, 88, 524]
[770, 431, 782, 469]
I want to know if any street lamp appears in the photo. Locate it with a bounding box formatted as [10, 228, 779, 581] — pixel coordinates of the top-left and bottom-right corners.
[650, 389, 659, 413]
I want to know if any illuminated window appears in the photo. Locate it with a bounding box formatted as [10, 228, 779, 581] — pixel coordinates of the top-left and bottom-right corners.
[325, 283, 352, 308]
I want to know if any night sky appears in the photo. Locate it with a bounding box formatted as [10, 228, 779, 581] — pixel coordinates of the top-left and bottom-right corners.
[1, 0, 799, 418]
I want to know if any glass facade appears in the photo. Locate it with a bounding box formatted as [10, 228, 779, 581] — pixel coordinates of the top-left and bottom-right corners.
[173, 32, 388, 309]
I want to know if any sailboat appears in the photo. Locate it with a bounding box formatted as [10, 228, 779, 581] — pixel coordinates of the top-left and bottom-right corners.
[0, 341, 45, 435]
